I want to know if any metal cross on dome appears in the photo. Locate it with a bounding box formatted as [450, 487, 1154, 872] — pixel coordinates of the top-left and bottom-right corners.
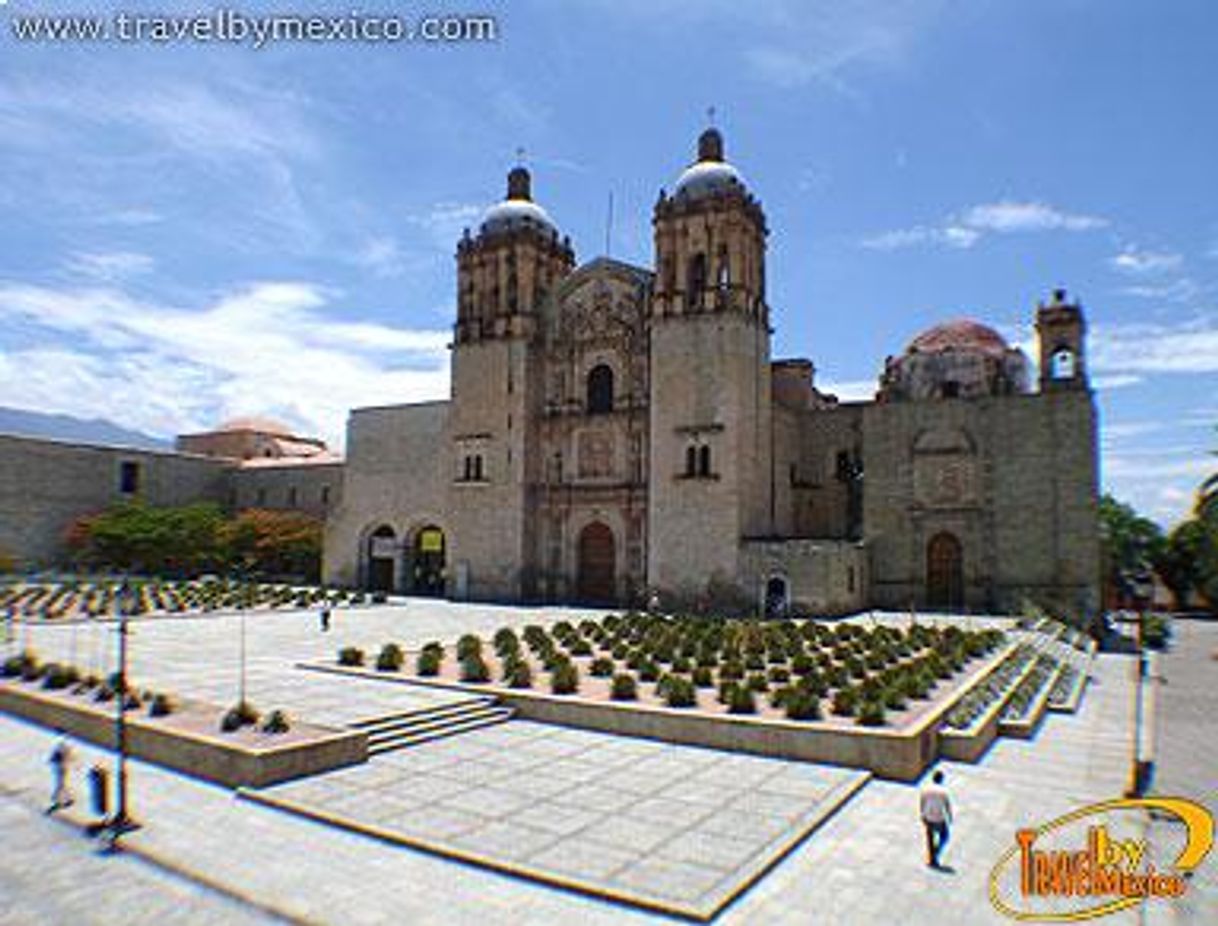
[706, 105, 716, 127]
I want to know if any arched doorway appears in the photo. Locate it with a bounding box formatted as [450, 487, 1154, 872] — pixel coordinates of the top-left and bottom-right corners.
[366, 525, 396, 593]
[576, 522, 616, 603]
[764, 575, 789, 618]
[927, 532, 964, 610]
[412, 526, 446, 597]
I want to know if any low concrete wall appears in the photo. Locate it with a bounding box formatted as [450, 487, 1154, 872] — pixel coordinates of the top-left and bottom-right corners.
[303, 644, 1014, 782]
[1, 683, 366, 788]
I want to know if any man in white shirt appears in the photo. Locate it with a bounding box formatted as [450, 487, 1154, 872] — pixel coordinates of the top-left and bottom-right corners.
[920, 769, 953, 868]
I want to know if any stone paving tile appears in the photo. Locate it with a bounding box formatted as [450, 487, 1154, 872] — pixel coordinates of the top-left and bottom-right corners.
[613, 856, 727, 903]
[652, 828, 762, 872]
[622, 795, 716, 829]
[439, 785, 537, 819]
[524, 839, 640, 882]
[512, 801, 605, 837]
[695, 806, 795, 842]
[575, 815, 678, 855]
[449, 819, 565, 862]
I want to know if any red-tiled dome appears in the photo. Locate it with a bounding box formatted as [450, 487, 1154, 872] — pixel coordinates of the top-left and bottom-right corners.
[906, 319, 1010, 359]
[216, 416, 293, 437]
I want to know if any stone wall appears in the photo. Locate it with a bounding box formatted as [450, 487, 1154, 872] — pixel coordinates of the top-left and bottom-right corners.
[739, 538, 868, 615]
[322, 402, 450, 590]
[0, 435, 230, 568]
[231, 462, 343, 520]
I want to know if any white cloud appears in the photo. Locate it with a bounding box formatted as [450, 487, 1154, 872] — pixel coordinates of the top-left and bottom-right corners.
[961, 201, 1105, 233]
[818, 378, 876, 402]
[1109, 247, 1183, 275]
[1091, 374, 1143, 391]
[0, 281, 450, 448]
[64, 251, 155, 282]
[861, 200, 1106, 251]
[1091, 317, 1218, 375]
[354, 237, 408, 278]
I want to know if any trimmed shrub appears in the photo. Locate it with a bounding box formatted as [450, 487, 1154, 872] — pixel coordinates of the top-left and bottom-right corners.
[493, 627, 520, 656]
[551, 661, 579, 695]
[456, 634, 482, 661]
[692, 666, 715, 688]
[221, 700, 259, 732]
[461, 653, 491, 683]
[746, 672, 769, 693]
[883, 687, 907, 711]
[638, 660, 661, 683]
[262, 709, 290, 734]
[148, 693, 174, 717]
[767, 666, 791, 684]
[857, 700, 886, 727]
[416, 649, 442, 676]
[719, 660, 744, 681]
[506, 659, 533, 689]
[590, 656, 615, 678]
[660, 675, 697, 708]
[784, 687, 822, 721]
[727, 685, 757, 715]
[832, 686, 858, 717]
[338, 646, 364, 667]
[610, 673, 638, 701]
[376, 643, 404, 672]
[568, 639, 593, 657]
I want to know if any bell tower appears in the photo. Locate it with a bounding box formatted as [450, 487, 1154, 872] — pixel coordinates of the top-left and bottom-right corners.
[647, 126, 774, 594]
[1036, 288, 1088, 392]
[448, 165, 574, 600]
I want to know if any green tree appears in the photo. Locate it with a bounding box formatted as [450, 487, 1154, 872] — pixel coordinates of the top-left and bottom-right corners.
[1152, 519, 1207, 610]
[1098, 493, 1164, 596]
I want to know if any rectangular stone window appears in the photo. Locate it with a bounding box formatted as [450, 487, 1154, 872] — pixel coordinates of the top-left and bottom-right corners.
[118, 460, 140, 495]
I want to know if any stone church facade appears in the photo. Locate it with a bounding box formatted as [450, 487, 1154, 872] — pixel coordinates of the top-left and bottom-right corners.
[324, 128, 1101, 618]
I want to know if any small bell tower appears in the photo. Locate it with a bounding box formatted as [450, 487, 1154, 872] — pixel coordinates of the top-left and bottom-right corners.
[1036, 288, 1088, 392]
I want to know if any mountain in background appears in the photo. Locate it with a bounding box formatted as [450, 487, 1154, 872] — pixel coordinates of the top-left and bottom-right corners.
[0, 406, 173, 451]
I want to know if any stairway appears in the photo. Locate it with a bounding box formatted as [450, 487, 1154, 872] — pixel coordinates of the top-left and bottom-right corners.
[350, 697, 514, 756]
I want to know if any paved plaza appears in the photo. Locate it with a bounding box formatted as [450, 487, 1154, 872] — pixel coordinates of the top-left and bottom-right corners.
[255, 720, 866, 918]
[1, 600, 1214, 925]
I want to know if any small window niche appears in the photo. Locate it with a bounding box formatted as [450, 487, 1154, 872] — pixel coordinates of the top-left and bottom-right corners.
[118, 460, 140, 495]
[1051, 347, 1076, 380]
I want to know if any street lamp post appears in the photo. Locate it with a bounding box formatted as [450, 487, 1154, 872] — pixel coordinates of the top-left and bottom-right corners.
[1125, 572, 1153, 798]
[109, 579, 139, 843]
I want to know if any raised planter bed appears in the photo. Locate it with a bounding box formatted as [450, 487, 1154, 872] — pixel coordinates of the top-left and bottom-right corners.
[1, 678, 366, 788]
[998, 655, 1062, 739]
[303, 633, 1013, 782]
[939, 644, 1037, 762]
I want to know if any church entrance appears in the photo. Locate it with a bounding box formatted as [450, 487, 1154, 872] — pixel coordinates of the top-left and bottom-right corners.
[764, 576, 789, 618]
[367, 525, 396, 593]
[411, 526, 446, 597]
[576, 522, 616, 604]
[926, 532, 963, 610]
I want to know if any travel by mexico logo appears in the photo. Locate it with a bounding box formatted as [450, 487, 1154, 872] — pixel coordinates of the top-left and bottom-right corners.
[989, 797, 1213, 921]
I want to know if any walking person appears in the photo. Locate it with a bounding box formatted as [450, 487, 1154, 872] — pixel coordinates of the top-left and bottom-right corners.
[319, 604, 331, 632]
[47, 731, 75, 814]
[920, 769, 953, 868]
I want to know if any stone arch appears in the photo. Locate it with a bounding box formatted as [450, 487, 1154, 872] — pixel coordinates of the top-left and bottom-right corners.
[926, 531, 964, 610]
[586, 363, 614, 414]
[764, 574, 789, 618]
[576, 521, 616, 603]
[408, 524, 447, 597]
[1050, 346, 1076, 380]
[363, 523, 397, 593]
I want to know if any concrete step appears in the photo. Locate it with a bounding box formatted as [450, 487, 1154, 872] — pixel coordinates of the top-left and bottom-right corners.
[349, 696, 498, 733]
[366, 706, 515, 755]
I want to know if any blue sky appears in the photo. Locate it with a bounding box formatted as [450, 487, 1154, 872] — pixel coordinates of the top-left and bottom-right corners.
[0, 0, 1215, 526]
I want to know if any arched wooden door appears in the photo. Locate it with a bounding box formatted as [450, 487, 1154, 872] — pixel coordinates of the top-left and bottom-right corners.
[576, 522, 616, 603]
[926, 532, 963, 609]
[366, 525, 396, 593]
